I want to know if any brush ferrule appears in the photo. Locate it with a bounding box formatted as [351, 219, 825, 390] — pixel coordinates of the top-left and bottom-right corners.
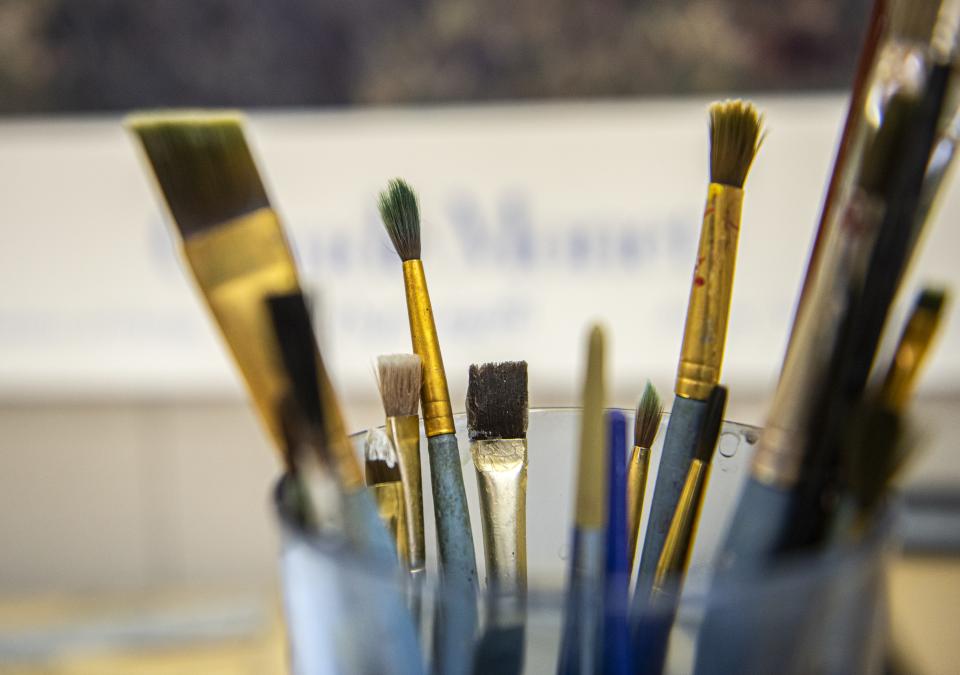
[653, 458, 710, 591]
[675, 184, 743, 400]
[401, 260, 455, 437]
[882, 307, 941, 411]
[626, 445, 652, 570]
[369, 482, 408, 565]
[182, 207, 298, 455]
[471, 439, 528, 595]
[386, 414, 426, 572]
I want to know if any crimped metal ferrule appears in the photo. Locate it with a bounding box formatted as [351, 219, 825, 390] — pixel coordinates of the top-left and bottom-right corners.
[401, 260, 455, 437]
[675, 184, 744, 400]
[387, 414, 426, 572]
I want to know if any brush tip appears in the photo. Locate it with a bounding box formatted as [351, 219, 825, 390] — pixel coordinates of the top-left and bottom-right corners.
[634, 380, 663, 449]
[378, 178, 422, 261]
[917, 287, 948, 313]
[376, 353, 423, 417]
[466, 361, 529, 440]
[709, 100, 765, 188]
[365, 428, 401, 484]
[128, 111, 269, 237]
[694, 385, 728, 462]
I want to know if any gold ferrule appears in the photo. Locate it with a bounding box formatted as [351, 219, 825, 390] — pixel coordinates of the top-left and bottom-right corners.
[401, 260, 455, 437]
[471, 439, 528, 594]
[675, 184, 744, 400]
[387, 415, 426, 572]
[626, 445, 652, 570]
[370, 482, 408, 565]
[882, 308, 942, 412]
[653, 458, 710, 592]
[182, 207, 298, 455]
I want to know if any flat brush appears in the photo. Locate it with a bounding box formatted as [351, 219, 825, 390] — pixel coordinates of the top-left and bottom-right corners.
[558, 324, 606, 675]
[377, 354, 426, 576]
[128, 113, 298, 458]
[366, 428, 409, 566]
[627, 381, 663, 572]
[467, 360, 528, 675]
[378, 179, 477, 675]
[633, 101, 763, 610]
[602, 410, 631, 675]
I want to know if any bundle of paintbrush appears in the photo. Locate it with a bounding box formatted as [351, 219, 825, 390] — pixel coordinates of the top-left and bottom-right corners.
[123, 7, 959, 667]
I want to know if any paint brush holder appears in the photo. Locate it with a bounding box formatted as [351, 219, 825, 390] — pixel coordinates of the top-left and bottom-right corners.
[274, 408, 895, 674]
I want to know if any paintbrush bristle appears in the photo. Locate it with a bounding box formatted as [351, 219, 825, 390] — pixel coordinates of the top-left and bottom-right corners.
[918, 287, 947, 313]
[365, 428, 402, 485]
[694, 385, 728, 463]
[378, 178, 422, 261]
[127, 112, 269, 238]
[634, 380, 663, 449]
[709, 100, 764, 188]
[376, 354, 422, 418]
[466, 361, 529, 441]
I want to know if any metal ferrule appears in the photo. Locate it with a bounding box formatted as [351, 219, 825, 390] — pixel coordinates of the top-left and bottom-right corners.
[370, 482, 408, 565]
[675, 184, 744, 400]
[752, 188, 885, 488]
[401, 260, 455, 437]
[182, 207, 298, 455]
[882, 308, 941, 412]
[653, 458, 710, 591]
[626, 445, 651, 570]
[471, 438, 528, 595]
[386, 414, 426, 572]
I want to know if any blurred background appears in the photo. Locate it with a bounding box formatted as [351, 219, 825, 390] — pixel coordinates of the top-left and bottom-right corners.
[1, 0, 958, 672]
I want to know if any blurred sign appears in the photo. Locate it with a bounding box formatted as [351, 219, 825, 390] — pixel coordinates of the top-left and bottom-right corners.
[0, 96, 957, 402]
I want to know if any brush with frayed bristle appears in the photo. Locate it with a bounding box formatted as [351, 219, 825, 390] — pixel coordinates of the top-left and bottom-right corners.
[376, 354, 422, 418]
[709, 100, 765, 188]
[466, 361, 529, 441]
[634, 381, 663, 450]
[378, 178, 422, 261]
[365, 428, 402, 485]
[127, 113, 270, 238]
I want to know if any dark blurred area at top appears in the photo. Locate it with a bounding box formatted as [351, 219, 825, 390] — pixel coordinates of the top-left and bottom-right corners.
[0, 0, 870, 114]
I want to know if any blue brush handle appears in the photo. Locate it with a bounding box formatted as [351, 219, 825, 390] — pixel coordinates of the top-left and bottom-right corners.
[604, 411, 631, 675]
[692, 477, 793, 675]
[557, 528, 604, 675]
[426, 432, 478, 675]
[632, 396, 705, 611]
[631, 586, 679, 675]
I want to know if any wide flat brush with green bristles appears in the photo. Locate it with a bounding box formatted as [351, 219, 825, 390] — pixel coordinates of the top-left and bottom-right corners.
[378, 179, 477, 675]
[632, 101, 764, 618]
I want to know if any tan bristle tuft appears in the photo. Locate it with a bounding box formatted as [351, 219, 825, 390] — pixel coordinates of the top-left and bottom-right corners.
[634, 380, 663, 449]
[709, 100, 765, 188]
[376, 354, 422, 417]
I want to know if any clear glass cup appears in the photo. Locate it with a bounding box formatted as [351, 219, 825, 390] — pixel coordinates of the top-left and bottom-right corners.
[275, 408, 894, 674]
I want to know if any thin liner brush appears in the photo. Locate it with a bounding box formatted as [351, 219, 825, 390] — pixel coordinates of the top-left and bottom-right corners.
[366, 428, 410, 566]
[633, 101, 763, 610]
[634, 386, 727, 675]
[128, 113, 298, 458]
[378, 179, 477, 675]
[467, 361, 529, 675]
[602, 410, 631, 675]
[377, 354, 427, 577]
[558, 325, 607, 675]
[627, 382, 663, 572]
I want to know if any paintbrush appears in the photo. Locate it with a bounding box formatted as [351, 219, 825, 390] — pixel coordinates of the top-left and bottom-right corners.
[603, 409, 631, 675]
[466, 361, 529, 598]
[366, 428, 410, 566]
[377, 354, 427, 576]
[128, 113, 299, 459]
[558, 324, 607, 675]
[378, 179, 477, 675]
[466, 361, 529, 675]
[627, 381, 663, 572]
[633, 101, 763, 608]
[634, 386, 727, 675]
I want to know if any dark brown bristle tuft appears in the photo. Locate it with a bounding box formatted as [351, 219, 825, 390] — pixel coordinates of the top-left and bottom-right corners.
[709, 100, 765, 188]
[127, 112, 269, 238]
[365, 428, 402, 485]
[376, 354, 422, 417]
[378, 178, 422, 261]
[466, 361, 529, 440]
[634, 380, 663, 449]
